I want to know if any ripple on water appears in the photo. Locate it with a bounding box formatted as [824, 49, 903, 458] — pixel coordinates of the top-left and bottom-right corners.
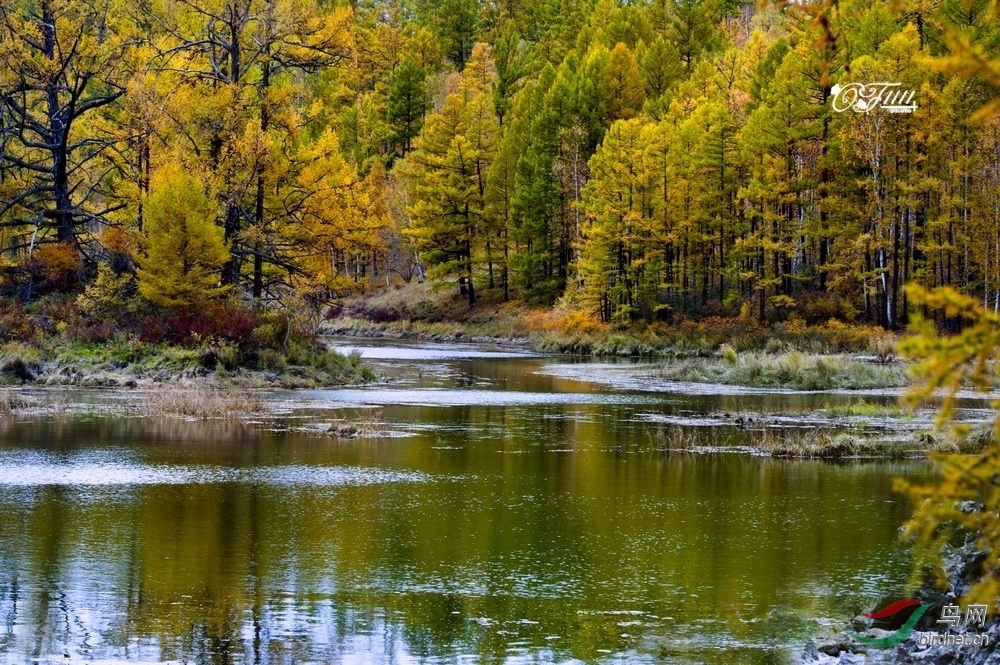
[0, 452, 432, 487]
[303, 388, 659, 408]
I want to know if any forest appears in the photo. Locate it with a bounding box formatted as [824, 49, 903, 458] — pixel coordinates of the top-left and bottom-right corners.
[2, 0, 1000, 337]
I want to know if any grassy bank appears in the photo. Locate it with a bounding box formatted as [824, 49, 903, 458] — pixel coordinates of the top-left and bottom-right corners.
[326, 281, 898, 357]
[0, 291, 377, 388]
[659, 420, 995, 460]
[324, 281, 909, 390]
[0, 337, 375, 388]
[650, 349, 905, 390]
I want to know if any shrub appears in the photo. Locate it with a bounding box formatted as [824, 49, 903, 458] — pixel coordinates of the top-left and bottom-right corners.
[802, 294, 858, 324]
[198, 339, 239, 371]
[31, 243, 83, 283]
[257, 348, 287, 371]
[0, 301, 35, 343]
[721, 344, 738, 365]
[251, 311, 296, 350]
[868, 333, 896, 361]
[67, 320, 119, 343]
[140, 302, 260, 351]
[77, 265, 140, 318]
[0, 342, 41, 383]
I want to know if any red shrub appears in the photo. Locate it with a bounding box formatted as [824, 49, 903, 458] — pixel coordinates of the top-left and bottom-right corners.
[139, 303, 260, 350]
[66, 321, 119, 343]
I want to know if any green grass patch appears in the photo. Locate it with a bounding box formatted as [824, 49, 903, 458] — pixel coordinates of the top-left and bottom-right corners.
[823, 399, 911, 418]
[651, 351, 905, 390]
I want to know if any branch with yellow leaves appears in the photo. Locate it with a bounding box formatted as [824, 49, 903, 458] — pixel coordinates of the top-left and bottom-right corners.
[897, 284, 1000, 606]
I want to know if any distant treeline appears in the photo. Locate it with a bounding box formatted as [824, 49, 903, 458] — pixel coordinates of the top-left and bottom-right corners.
[2, 0, 999, 328]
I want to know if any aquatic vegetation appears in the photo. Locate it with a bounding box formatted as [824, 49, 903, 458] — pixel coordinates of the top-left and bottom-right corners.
[0, 390, 29, 414]
[823, 400, 911, 419]
[661, 424, 969, 460]
[146, 387, 267, 420]
[650, 351, 905, 390]
[329, 410, 390, 438]
[746, 431, 921, 460]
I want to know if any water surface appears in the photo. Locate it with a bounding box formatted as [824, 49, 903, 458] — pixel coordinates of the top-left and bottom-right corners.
[0, 339, 936, 664]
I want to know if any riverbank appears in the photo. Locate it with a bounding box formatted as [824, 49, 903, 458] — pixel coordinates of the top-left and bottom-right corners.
[0, 294, 378, 389]
[326, 282, 899, 358]
[0, 338, 376, 389]
[326, 282, 908, 390]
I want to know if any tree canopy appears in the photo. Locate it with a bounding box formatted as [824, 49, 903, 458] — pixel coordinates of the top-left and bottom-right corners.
[0, 0, 998, 329]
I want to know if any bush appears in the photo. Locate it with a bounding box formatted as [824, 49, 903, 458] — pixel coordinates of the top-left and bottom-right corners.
[31, 243, 83, 283]
[0, 342, 42, 383]
[721, 344, 738, 364]
[257, 348, 287, 371]
[0, 301, 35, 343]
[198, 339, 239, 371]
[802, 294, 858, 324]
[77, 265, 139, 318]
[868, 333, 896, 361]
[140, 302, 260, 350]
[251, 311, 296, 350]
[0, 355, 36, 382]
[67, 320, 119, 344]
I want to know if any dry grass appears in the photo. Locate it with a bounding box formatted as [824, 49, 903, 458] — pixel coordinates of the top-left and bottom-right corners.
[145, 387, 266, 419]
[652, 350, 905, 390]
[0, 389, 30, 414]
[746, 430, 918, 459]
[329, 409, 389, 438]
[658, 424, 930, 459]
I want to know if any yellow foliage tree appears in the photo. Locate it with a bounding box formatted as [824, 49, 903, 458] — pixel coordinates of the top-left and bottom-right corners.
[288, 130, 392, 296]
[137, 164, 230, 309]
[899, 285, 1000, 605]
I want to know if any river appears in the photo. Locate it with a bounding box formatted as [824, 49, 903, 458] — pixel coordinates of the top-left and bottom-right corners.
[0, 339, 937, 664]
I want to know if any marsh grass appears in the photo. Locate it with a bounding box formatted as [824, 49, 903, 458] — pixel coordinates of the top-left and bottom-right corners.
[746, 430, 920, 459]
[929, 422, 999, 454]
[657, 422, 950, 459]
[146, 387, 266, 419]
[653, 351, 904, 390]
[823, 399, 911, 418]
[329, 409, 389, 438]
[0, 389, 30, 414]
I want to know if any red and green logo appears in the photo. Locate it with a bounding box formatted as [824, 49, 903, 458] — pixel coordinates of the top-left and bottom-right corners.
[848, 599, 933, 648]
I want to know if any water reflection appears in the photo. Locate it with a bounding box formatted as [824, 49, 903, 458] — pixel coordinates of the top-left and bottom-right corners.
[0, 343, 934, 664]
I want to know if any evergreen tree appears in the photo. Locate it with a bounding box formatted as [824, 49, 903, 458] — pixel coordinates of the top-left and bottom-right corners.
[404, 44, 498, 307]
[389, 56, 430, 155]
[137, 164, 229, 309]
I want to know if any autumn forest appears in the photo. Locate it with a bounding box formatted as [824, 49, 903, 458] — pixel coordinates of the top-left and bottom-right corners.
[2, 0, 1000, 336]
